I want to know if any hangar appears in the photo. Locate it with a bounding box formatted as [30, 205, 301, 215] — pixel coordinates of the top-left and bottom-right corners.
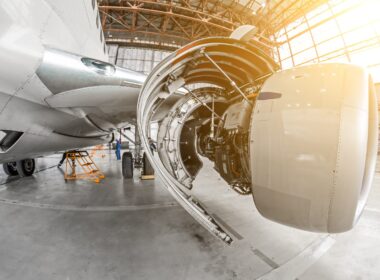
[0, 0, 379, 279]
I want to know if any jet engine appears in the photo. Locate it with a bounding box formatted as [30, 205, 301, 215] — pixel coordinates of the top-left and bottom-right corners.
[137, 36, 378, 243]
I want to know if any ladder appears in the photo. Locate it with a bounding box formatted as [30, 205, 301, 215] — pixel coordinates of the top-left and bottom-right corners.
[89, 144, 106, 158]
[64, 150, 105, 183]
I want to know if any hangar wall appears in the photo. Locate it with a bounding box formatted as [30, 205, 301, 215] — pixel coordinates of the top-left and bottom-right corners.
[108, 45, 170, 74]
[274, 0, 380, 83]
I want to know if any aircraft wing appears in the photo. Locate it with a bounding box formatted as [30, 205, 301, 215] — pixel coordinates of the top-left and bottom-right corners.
[0, 0, 147, 161]
[39, 47, 145, 131]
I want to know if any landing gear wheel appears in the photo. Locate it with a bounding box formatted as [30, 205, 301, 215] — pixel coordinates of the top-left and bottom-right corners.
[122, 152, 133, 178]
[142, 153, 154, 176]
[16, 159, 35, 177]
[3, 162, 18, 176]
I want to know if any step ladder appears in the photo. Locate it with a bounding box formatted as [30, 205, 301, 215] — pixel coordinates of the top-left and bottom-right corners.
[89, 144, 106, 158]
[64, 150, 105, 183]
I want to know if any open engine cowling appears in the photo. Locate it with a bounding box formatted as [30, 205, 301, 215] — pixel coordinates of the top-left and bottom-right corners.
[137, 36, 378, 242]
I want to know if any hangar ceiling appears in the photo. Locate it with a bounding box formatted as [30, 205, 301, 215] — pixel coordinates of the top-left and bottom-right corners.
[98, 0, 327, 51]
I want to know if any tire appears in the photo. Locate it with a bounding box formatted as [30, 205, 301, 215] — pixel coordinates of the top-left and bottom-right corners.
[16, 159, 35, 177]
[3, 162, 18, 176]
[143, 153, 154, 176]
[122, 152, 133, 178]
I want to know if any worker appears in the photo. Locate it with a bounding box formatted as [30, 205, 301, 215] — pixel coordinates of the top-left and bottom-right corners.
[57, 152, 67, 168]
[148, 137, 157, 154]
[115, 139, 121, 160]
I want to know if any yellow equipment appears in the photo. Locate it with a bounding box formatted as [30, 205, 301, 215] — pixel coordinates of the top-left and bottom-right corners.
[64, 150, 105, 183]
[141, 174, 155, 180]
[89, 144, 106, 158]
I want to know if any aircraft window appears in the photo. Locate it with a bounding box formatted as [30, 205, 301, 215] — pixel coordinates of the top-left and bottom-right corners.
[92, 0, 95, 9]
[96, 13, 100, 29]
[100, 30, 103, 43]
[81, 57, 115, 76]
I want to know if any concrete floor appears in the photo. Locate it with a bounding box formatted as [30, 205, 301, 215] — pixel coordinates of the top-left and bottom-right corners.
[0, 149, 379, 280]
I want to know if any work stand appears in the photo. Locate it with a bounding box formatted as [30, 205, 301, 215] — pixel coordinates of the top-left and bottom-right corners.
[64, 150, 105, 183]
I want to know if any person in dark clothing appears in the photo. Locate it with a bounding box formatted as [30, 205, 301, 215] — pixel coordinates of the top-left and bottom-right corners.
[58, 152, 67, 168]
[148, 137, 157, 154]
[115, 139, 121, 160]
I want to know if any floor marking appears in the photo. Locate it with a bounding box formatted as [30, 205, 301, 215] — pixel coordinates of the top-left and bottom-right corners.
[256, 235, 335, 280]
[0, 198, 179, 212]
[252, 248, 279, 269]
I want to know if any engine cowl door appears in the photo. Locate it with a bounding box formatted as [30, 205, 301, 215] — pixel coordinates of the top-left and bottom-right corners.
[137, 37, 277, 243]
[250, 63, 378, 233]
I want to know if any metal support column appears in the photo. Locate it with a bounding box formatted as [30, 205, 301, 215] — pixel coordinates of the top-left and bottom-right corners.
[134, 125, 142, 167]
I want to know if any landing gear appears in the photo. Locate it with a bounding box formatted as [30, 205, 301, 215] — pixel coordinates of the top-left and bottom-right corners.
[120, 125, 154, 179]
[16, 159, 35, 177]
[122, 152, 133, 178]
[3, 162, 18, 176]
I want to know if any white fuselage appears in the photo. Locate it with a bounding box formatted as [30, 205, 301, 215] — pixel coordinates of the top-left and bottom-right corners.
[0, 0, 145, 162]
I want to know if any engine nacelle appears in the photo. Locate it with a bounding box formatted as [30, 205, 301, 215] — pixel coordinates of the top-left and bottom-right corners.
[137, 36, 378, 242]
[251, 63, 378, 233]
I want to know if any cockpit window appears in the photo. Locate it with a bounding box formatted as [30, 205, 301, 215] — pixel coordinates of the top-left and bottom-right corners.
[81, 57, 116, 76]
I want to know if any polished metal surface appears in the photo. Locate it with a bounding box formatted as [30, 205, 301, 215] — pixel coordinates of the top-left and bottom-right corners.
[250, 63, 378, 233]
[36, 48, 145, 95]
[0, 0, 147, 162]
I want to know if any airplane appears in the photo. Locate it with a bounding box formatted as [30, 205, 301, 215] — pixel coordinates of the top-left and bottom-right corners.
[0, 0, 377, 244]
